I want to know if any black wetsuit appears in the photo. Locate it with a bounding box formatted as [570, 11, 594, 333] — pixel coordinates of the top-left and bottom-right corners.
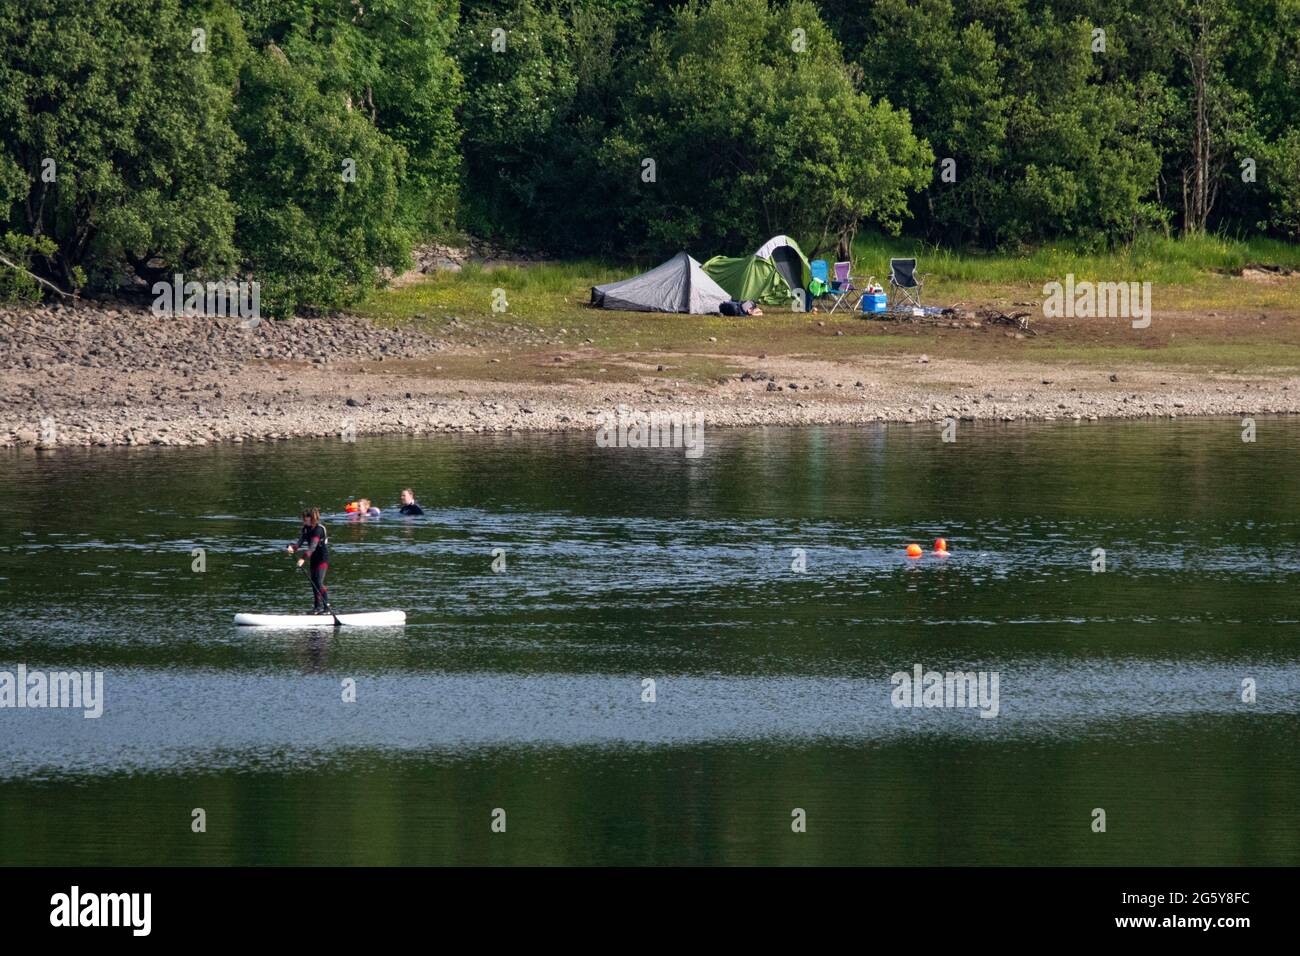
[399, 502, 424, 516]
[295, 522, 330, 608]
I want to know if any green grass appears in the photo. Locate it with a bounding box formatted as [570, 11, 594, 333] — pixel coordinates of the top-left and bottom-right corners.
[360, 232, 1300, 326]
[848, 231, 1300, 286]
[352, 233, 1300, 372]
[362, 258, 614, 326]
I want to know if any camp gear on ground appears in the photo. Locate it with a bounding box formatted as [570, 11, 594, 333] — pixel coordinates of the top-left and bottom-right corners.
[861, 292, 888, 313]
[828, 261, 862, 313]
[889, 258, 924, 312]
[833, 261, 855, 289]
[809, 258, 831, 300]
[811, 258, 855, 313]
[591, 252, 731, 314]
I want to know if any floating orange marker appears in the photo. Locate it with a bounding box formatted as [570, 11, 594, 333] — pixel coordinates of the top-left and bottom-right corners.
[906, 543, 923, 558]
[934, 538, 949, 555]
[345, 501, 359, 513]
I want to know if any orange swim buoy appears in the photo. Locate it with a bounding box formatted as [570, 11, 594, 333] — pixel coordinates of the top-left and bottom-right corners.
[345, 501, 359, 513]
[906, 543, 923, 558]
[934, 537, 949, 554]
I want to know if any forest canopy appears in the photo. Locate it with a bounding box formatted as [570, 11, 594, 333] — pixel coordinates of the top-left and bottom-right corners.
[2, 0, 1298, 313]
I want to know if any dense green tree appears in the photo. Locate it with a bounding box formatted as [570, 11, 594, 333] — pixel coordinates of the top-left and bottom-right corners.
[3, 0, 1299, 310]
[605, 0, 931, 256]
[855, 0, 1163, 247]
[232, 44, 410, 316]
[1262, 128, 1300, 238]
[0, 0, 242, 291]
[458, 0, 581, 243]
[456, 0, 648, 252]
[1161, 0, 1300, 236]
[238, 0, 463, 234]
[857, 0, 1009, 243]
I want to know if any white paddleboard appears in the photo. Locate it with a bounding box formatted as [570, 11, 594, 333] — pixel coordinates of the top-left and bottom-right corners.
[234, 611, 406, 628]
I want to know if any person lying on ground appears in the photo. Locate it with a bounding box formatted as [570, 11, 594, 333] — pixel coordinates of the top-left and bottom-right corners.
[719, 299, 763, 317]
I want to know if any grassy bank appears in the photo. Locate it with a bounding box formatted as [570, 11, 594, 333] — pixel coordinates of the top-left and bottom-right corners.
[851, 231, 1300, 286]
[353, 234, 1300, 375]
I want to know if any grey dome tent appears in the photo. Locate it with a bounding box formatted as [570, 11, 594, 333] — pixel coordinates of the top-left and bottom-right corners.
[591, 251, 731, 314]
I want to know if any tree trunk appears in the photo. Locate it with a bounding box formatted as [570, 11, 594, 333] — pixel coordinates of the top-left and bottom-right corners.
[836, 222, 857, 264]
[1179, 0, 1222, 234]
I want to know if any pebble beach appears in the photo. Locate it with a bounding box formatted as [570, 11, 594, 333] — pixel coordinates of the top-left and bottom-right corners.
[3, 302, 1298, 449]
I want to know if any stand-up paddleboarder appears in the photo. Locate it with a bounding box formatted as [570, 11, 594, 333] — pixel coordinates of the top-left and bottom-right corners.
[287, 507, 331, 614]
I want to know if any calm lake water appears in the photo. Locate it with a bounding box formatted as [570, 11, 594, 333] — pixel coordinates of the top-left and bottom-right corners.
[1, 420, 1298, 865]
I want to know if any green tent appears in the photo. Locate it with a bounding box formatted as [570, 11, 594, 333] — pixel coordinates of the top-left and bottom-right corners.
[702, 235, 815, 310]
[753, 234, 812, 292]
[701, 254, 792, 305]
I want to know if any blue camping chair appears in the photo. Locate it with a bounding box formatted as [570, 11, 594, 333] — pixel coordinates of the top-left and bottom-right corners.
[810, 258, 853, 313]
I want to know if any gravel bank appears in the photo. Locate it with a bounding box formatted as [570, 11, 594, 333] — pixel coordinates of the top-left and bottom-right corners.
[2, 303, 1298, 449]
[1, 302, 444, 373]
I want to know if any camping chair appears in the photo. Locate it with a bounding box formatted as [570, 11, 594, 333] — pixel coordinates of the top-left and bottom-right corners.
[810, 258, 853, 313]
[888, 258, 924, 313]
[827, 261, 861, 313]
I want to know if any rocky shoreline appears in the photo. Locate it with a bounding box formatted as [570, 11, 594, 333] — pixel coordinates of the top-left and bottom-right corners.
[1, 301, 446, 373]
[3, 303, 1298, 449]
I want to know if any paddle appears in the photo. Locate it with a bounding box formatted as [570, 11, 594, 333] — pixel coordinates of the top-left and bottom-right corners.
[296, 557, 343, 627]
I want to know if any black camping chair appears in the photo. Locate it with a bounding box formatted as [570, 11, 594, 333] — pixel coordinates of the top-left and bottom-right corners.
[888, 258, 925, 312]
